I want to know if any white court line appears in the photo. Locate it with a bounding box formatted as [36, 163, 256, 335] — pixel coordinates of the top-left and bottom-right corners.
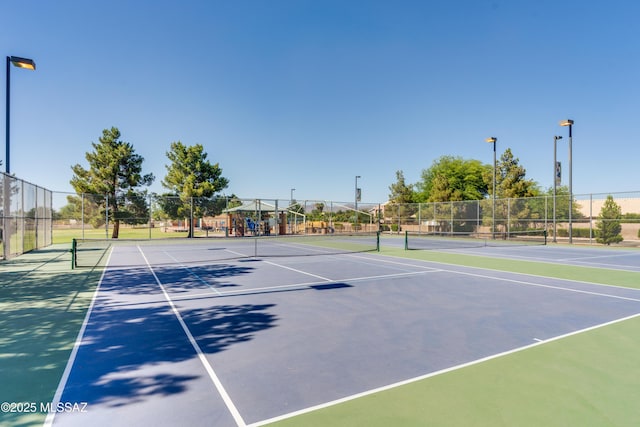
[559, 252, 640, 262]
[261, 259, 333, 282]
[161, 250, 222, 296]
[166, 269, 442, 300]
[357, 251, 640, 299]
[347, 253, 442, 270]
[138, 246, 247, 427]
[561, 261, 640, 272]
[248, 311, 640, 427]
[450, 269, 640, 303]
[225, 248, 253, 257]
[43, 248, 114, 427]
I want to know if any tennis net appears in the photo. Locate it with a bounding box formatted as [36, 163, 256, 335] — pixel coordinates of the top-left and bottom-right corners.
[404, 229, 547, 251]
[72, 232, 380, 268]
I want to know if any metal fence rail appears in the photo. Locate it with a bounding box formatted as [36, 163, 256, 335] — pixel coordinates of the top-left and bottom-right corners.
[51, 193, 383, 241]
[1, 172, 53, 259]
[381, 192, 640, 246]
[45, 190, 640, 248]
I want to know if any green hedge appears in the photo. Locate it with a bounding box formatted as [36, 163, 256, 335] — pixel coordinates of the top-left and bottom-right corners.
[556, 227, 593, 238]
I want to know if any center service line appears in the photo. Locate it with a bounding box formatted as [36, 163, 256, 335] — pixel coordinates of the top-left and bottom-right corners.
[138, 246, 247, 427]
[262, 259, 333, 282]
[162, 250, 223, 296]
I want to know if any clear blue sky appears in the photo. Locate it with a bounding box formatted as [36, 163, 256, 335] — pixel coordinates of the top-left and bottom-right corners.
[2, 0, 638, 205]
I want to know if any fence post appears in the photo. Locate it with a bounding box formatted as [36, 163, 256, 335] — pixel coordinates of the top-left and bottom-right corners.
[105, 194, 109, 239]
[190, 196, 194, 238]
[507, 198, 511, 235]
[81, 193, 85, 240]
[149, 193, 153, 239]
[589, 194, 593, 245]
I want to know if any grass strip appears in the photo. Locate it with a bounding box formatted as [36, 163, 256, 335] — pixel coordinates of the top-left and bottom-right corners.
[0, 245, 102, 426]
[269, 315, 640, 427]
[379, 246, 640, 289]
[267, 246, 640, 427]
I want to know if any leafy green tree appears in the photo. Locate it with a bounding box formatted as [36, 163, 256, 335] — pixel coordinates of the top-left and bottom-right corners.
[596, 195, 623, 245]
[59, 194, 105, 228]
[542, 185, 583, 221]
[417, 156, 489, 202]
[70, 127, 155, 238]
[415, 157, 488, 232]
[58, 196, 83, 222]
[161, 142, 229, 237]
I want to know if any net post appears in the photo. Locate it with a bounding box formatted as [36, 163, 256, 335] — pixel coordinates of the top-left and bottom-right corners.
[376, 231, 380, 252]
[544, 229, 548, 245]
[71, 238, 77, 269]
[404, 230, 408, 250]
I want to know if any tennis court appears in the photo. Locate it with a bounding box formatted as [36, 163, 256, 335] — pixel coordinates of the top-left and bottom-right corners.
[398, 231, 640, 272]
[2, 235, 640, 426]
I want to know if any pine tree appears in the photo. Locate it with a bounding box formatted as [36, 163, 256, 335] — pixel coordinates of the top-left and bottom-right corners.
[161, 142, 229, 237]
[70, 127, 154, 238]
[596, 195, 623, 245]
[387, 170, 417, 232]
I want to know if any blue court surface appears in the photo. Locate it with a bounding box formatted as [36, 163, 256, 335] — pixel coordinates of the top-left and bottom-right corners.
[46, 240, 640, 426]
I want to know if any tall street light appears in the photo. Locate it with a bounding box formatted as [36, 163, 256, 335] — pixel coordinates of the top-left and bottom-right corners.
[485, 137, 497, 237]
[6, 56, 36, 174]
[559, 119, 574, 243]
[290, 188, 295, 205]
[553, 135, 563, 243]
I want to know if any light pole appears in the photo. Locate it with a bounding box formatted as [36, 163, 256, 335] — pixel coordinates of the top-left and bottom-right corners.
[6, 56, 36, 174]
[559, 119, 574, 243]
[485, 137, 497, 237]
[553, 135, 563, 243]
[3, 56, 35, 260]
[290, 188, 295, 205]
[355, 175, 361, 225]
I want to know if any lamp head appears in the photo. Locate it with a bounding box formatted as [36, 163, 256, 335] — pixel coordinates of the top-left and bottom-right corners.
[559, 119, 574, 127]
[9, 56, 36, 71]
[485, 137, 497, 143]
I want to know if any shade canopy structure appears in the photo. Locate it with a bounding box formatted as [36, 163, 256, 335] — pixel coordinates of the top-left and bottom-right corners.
[222, 200, 294, 214]
[223, 200, 305, 236]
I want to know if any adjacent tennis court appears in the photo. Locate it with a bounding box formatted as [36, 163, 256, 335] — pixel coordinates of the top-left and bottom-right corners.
[2, 235, 640, 426]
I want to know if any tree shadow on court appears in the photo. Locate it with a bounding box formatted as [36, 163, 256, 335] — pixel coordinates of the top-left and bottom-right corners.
[0, 253, 102, 427]
[59, 300, 278, 408]
[96, 263, 254, 295]
[0, 247, 275, 424]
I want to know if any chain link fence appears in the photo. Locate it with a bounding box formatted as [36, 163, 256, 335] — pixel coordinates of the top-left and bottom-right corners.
[51, 192, 382, 242]
[34, 190, 640, 249]
[381, 191, 640, 246]
[1, 172, 53, 259]
[4, 179, 637, 260]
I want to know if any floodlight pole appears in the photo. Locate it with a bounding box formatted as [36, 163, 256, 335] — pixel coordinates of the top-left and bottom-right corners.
[486, 137, 497, 238]
[560, 120, 574, 244]
[3, 56, 35, 260]
[553, 135, 562, 243]
[5, 55, 36, 174]
[5, 57, 10, 174]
